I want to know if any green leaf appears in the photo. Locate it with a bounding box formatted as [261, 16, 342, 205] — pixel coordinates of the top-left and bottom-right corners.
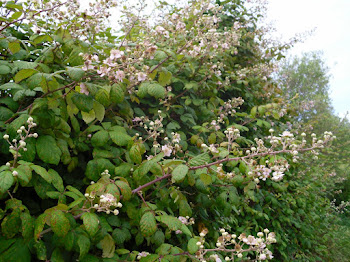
[0, 171, 14, 194]
[0, 82, 23, 91]
[110, 130, 132, 146]
[188, 153, 210, 166]
[152, 230, 165, 246]
[140, 212, 157, 237]
[115, 249, 130, 255]
[1, 210, 21, 238]
[0, 106, 13, 121]
[93, 101, 105, 122]
[156, 215, 182, 231]
[148, 83, 165, 99]
[33, 34, 53, 44]
[6, 3, 23, 10]
[62, 231, 75, 251]
[91, 130, 109, 147]
[13, 89, 36, 101]
[200, 173, 212, 186]
[110, 84, 124, 104]
[158, 71, 172, 86]
[82, 109, 96, 124]
[95, 88, 110, 107]
[50, 248, 65, 262]
[105, 183, 120, 200]
[78, 234, 91, 259]
[48, 169, 64, 192]
[0, 65, 11, 75]
[180, 224, 192, 236]
[130, 144, 142, 164]
[13, 61, 38, 69]
[34, 213, 47, 240]
[14, 166, 31, 186]
[11, 11, 22, 19]
[67, 198, 84, 208]
[184, 81, 198, 90]
[46, 191, 61, 199]
[187, 238, 199, 254]
[14, 69, 37, 83]
[172, 164, 189, 183]
[50, 210, 70, 237]
[99, 234, 115, 258]
[140, 254, 159, 262]
[34, 240, 47, 260]
[0, 238, 31, 262]
[71, 93, 94, 112]
[82, 212, 99, 237]
[137, 82, 150, 98]
[112, 228, 130, 245]
[115, 180, 132, 201]
[179, 200, 192, 217]
[36, 135, 62, 165]
[32, 165, 52, 184]
[115, 163, 133, 177]
[20, 212, 34, 239]
[9, 42, 21, 54]
[67, 67, 85, 81]
[85, 158, 115, 181]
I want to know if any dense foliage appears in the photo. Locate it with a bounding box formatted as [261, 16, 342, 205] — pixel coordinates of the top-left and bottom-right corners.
[0, 0, 346, 261]
[277, 51, 350, 261]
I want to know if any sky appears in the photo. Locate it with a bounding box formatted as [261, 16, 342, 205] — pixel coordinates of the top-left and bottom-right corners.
[265, 0, 350, 119]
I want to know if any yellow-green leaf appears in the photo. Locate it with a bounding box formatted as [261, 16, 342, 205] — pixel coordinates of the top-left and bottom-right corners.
[81, 212, 99, 237]
[99, 234, 115, 258]
[50, 210, 70, 237]
[172, 164, 188, 183]
[82, 109, 96, 124]
[140, 212, 157, 237]
[14, 69, 37, 83]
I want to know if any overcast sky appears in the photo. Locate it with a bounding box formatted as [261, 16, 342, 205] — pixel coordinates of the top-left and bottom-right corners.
[266, 0, 350, 119]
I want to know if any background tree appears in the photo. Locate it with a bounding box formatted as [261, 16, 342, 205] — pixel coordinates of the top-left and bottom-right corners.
[276, 51, 350, 261]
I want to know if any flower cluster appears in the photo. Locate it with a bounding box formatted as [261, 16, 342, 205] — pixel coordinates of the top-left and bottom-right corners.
[3, 117, 38, 169]
[133, 110, 164, 142]
[330, 199, 350, 214]
[175, 216, 195, 234]
[79, 0, 251, 95]
[137, 251, 150, 260]
[133, 110, 182, 158]
[210, 98, 244, 131]
[84, 170, 123, 215]
[195, 228, 276, 261]
[178, 216, 195, 225]
[84, 189, 122, 216]
[199, 127, 335, 183]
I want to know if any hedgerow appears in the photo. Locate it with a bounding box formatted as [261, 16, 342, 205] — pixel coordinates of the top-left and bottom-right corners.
[0, 0, 341, 261]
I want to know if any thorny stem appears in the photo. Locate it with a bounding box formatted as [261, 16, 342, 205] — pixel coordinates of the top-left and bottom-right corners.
[4, 82, 76, 124]
[39, 145, 322, 237]
[149, 41, 192, 74]
[131, 174, 172, 195]
[188, 146, 321, 171]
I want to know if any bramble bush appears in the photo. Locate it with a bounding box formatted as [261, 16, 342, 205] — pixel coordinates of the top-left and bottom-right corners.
[0, 0, 343, 261]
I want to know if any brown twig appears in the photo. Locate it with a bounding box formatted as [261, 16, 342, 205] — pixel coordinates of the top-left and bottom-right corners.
[5, 82, 76, 124]
[0, 2, 66, 33]
[131, 174, 172, 195]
